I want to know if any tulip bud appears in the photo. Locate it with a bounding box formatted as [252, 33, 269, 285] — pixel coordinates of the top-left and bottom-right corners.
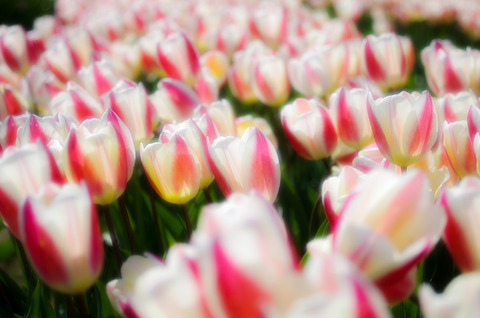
[422, 40, 476, 96]
[443, 120, 476, 178]
[209, 24, 248, 59]
[161, 119, 213, 189]
[192, 100, 236, 137]
[332, 169, 446, 303]
[157, 32, 200, 86]
[200, 50, 229, 87]
[252, 55, 290, 106]
[281, 98, 337, 160]
[0, 84, 31, 120]
[63, 109, 135, 205]
[250, 2, 287, 49]
[363, 33, 414, 91]
[77, 60, 119, 98]
[41, 40, 78, 83]
[367, 90, 439, 167]
[48, 82, 104, 122]
[0, 25, 42, 74]
[105, 79, 155, 148]
[208, 127, 280, 202]
[19, 181, 103, 294]
[235, 114, 278, 148]
[150, 78, 200, 123]
[140, 134, 201, 205]
[329, 87, 373, 149]
[0, 141, 63, 238]
[24, 66, 65, 114]
[288, 50, 331, 98]
[0, 113, 28, 152]
[439, 176, 480, 272]
[438, 90, 479, 123]
[194, 69, 219, 105]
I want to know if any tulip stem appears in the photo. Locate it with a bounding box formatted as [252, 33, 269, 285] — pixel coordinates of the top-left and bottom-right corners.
[203, 188, 213, 203]
[147, 184, 165, 256]
[74, 294, 88, 318]
[322, 158, 332, 176]
[65, 295, 76, 318]
[119, 196, 136, 255]
[309, 192, 322, 237]
[401, 166, 408, 173]
[102, 205, 123, 272]
[12, 235, 32, 284]
[181, 204, 192, 238]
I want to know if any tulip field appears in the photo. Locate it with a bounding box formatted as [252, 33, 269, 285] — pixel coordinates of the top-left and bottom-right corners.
[2, 0, 480, 317]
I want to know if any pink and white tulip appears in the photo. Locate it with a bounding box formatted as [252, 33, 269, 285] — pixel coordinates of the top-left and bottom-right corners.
[252, 55, 290, 107]
[281, 98, 337, 160]
[208, 127, 280, 202]
[19, 181, 103, 294]
[443, 120, 477, 178]
[367, 90, 439, 167]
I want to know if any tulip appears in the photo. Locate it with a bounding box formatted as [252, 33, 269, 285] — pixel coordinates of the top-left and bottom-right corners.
[0, 141, 63, 238]
[296, 247, 391, 318]
[48, 82, 104, 123]
[192, 100, 236, 137]
[235, 114, 278, 148]
[305, 19, 361, 47]
[281, 98, 337, 160]
[0, 84, 31, 120]
[77, 59, 119, 98]
[107, 254, 162, 317]
[443, 120, 476, 178]
[288, 50, 331, 98]
[331, 169, 446, 303]
[106, 41, 142, 80]
[421, 40, 477, 96]
[228, 40, 272, 104]
[208, 127, 280, 202]
[367, 90, 439, 167]
[150, 78, 200, 124]
[194, 69, 219, 105]
[160, 119, 213, 189]
[329, 87, 373, 149]
[140, 134, 201, 205]
[104, 79, 155, 148]
[250, 2, 288, 49]
[157, 32, 200, 86]
[18, 182, 103, 294]
[33, 15, 61, 40]
[467, 104, 480, 141]
[209, 24, 249, 59]
[362, 33, 414, 91]
[321, 166, 366, 227]
[438, 90, 479, 123]
[40, 40, 78, 83]
[199, 50, 229, 87]
[439, 176, 480, 272]
[194, 191, 298, 318]
[0, 63, 22, 89]
[0, 113, 28, 152]
[252, 55, 290, 107]
[0, 25, 42, 74]
[63, 109, 135, 205]
[15, 113, 74, 147]
[24, 66, 65, 114]
[419, 272, 480, 318]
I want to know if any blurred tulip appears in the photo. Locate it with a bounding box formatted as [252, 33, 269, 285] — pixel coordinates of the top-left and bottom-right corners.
[141, 134, 200, 204]
[252, 55, 290, 106]
[160, 119, 213, 189]
[367, 90, 439, 167]
[281, 98, 337, 160]
[422, 40, 478, 96]
[0, 141, 63, 238]
[40, 40, 78, 83]
[150, 78, 200, 123]
[15, 113, 74, 148]
[108, 41, 142, 80]
[200, 50, 229, 87]
[77, 59, 119, 98]
[63, 109, 135, 205]
[105, 79, 155, 148]
[0, 113, 28, 152]
[48, 82, 104, 122]
[235, 114, 278, 148]
[250, 2, 288, 49]
[288, 50, 331, 97]
[321, 166, 366, 227]
[0, 25, 43, 74]
[157, 32, 200, 86]
[33, 15, 61, 40]
[329, 87, 373, 149]
[438, 90, 479, 123]
[443, 120, 476, 178]
[19, 181, 103, 294]
[362, 33, 414, 91]
[24, 66, 65, 114]
[0, 64, 22, 89]
[193, 100, 236, 137]
[194, 69, 219, 105]
[194, 191, 298, 317]
[439, 176, 480, 272]
[467, 104, 480, 141]
[419, 272, 480, 318]
[208, 127, 280, 202]
[0, 84, 31, 120]
[297, 247, 391, 318]
[331, 170, 445, 303]
[209, 24, 249, 59]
